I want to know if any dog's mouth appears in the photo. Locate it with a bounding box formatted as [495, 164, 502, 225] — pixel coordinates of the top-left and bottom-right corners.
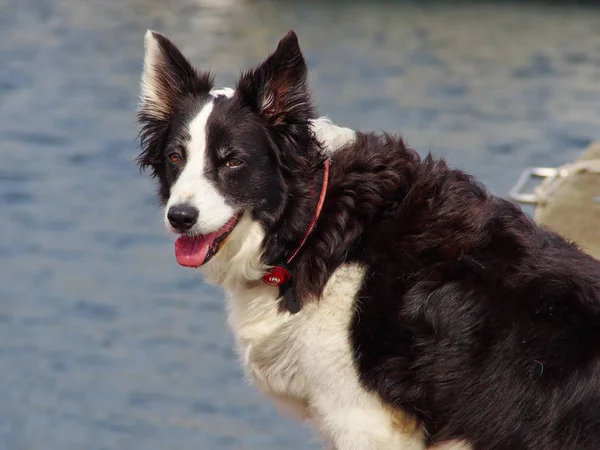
[174, 213, 242, 268]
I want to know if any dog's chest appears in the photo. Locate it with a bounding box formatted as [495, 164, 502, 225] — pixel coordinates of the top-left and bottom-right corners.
[225, 264, 366, 411]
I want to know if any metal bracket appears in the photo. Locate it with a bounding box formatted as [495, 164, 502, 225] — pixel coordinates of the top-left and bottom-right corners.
[509, 167, 557, 204]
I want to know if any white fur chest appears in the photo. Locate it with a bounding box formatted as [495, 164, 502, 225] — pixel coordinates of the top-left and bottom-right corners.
[223, 263, 426, 449]
[226, 264, 365, 392]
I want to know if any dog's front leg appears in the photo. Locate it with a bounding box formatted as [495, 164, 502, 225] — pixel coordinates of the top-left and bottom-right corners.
[310, 395, 426, 450]
[243, 330, 313, 421]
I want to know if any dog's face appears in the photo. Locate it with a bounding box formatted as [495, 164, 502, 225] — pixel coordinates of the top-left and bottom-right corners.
[137, 30, 316, 272]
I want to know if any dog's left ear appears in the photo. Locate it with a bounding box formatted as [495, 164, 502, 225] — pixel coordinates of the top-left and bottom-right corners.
[237, 30, 314, 125]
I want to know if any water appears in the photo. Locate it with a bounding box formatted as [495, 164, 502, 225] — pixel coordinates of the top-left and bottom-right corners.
[1, 1, 600, 449]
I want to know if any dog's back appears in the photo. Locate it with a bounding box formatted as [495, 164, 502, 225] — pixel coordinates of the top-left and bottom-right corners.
[326, 132, 600, 449]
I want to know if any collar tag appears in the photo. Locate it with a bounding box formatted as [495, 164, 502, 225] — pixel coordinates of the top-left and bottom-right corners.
[262, 264, 291, 287]
[262, 264, 300, 314]
[282, 283, 301, 314]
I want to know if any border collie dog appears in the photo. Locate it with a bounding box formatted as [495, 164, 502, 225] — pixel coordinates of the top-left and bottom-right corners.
[137, 30, 600, 450]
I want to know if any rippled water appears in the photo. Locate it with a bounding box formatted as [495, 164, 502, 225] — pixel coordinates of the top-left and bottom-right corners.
[1, 1, 600, 449]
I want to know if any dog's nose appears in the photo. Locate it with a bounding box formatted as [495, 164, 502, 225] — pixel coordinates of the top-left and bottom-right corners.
[167, 204, 198, 231]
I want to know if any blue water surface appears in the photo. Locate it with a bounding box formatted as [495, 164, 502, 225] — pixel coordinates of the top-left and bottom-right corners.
[1, 1, 600, 449]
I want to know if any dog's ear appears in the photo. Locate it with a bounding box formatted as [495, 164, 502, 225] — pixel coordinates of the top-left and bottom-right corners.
[237, 30, 314, 125]
[139, 30, 213, 121]
[137, 31, 213, 176]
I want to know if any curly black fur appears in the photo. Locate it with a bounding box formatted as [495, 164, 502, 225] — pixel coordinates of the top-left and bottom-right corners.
[292, 131, 600, 449]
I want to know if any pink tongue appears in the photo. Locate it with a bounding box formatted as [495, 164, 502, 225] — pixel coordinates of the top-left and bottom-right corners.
[174, 234, 216, 267]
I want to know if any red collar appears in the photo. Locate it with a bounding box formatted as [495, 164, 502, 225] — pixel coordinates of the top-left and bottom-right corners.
[262, 159, 330, 289]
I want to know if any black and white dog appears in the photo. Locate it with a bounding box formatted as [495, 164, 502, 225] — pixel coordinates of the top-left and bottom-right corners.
[137, 30, 600, 450]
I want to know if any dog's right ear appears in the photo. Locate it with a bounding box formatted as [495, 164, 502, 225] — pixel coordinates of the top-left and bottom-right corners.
[137, 31, 213, 176]
[237, 30, 315, 126]
[139, 30, 213, 121]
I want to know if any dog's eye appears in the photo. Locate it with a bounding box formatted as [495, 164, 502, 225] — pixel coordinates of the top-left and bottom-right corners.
[225, 158, 243, 168]
[168, 152, 183, 164]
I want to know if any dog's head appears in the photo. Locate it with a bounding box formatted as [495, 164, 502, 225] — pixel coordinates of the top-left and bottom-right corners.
[137, 30, 328, 280]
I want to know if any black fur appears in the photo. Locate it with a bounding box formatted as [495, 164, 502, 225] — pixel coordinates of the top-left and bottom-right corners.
[138, 30, 600, 449]
[300, 133, 600, 449]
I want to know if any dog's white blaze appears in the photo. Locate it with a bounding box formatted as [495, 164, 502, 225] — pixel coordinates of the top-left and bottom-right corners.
[165, 100, 235, 234]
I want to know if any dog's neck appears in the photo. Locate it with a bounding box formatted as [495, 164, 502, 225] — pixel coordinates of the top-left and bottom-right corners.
[260, 118, 356, 273]
[280, 131, 420, 307]
[263, 158, 331, 314]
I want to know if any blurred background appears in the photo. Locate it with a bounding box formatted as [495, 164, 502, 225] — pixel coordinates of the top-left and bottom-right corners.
[1, 0, 600, 449]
